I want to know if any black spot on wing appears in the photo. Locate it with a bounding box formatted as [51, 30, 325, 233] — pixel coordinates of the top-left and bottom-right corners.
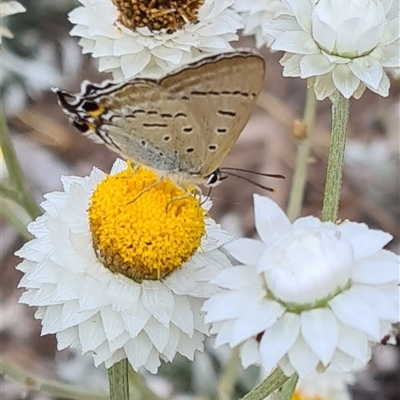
[143, 123, 168, 128]
[218, 110, 236, 117]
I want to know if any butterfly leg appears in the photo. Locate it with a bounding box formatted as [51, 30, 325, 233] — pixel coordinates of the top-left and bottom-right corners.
[165, 185, 200, 213]
[127, 178, 165, 205]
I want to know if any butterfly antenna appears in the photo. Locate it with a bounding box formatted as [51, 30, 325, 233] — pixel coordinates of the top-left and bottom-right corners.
[221, 167, 285, 180]
[201, 186, 213, 205]
[222, 171, 277, 192]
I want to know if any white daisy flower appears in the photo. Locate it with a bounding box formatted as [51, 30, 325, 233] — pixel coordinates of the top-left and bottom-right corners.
[203, 195, 400, 378]
[235, 0, 289, 48]
[267, 368, 355, 400]
[69, 0, 243, 80]
[16, 159, 233, 373]
[0, 1, 26, 43]
[264, 0, 400, 100]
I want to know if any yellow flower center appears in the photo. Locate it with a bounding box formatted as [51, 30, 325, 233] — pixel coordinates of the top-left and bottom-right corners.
[112, 0, 204, 33]
[88, 164, 206, 282]
[292, 392, 322, 400]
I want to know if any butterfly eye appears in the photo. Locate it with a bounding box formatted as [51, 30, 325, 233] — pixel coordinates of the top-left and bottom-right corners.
[205, 170, 226, 187]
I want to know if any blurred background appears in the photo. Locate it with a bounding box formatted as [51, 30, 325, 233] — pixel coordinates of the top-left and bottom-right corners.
[1, 1, 399, 399]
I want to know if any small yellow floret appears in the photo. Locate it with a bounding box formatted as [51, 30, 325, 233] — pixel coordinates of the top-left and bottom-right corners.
[292, 392, 322, 400]
[88, 164, 206, 282]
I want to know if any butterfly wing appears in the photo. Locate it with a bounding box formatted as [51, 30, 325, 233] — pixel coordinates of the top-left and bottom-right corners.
[53, 80, 206, 174]
[159, 50, 265, 176]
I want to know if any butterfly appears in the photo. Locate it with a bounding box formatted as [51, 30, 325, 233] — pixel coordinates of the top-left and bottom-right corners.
[52, 50, 265, 187]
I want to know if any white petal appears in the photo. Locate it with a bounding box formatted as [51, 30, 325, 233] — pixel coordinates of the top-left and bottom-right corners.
[224, 239, 265, 267]
[107, 276, 140, 312]
[92, 37, 114, 57]
[98, 56, 120, 72]
[352, 250, 399, 285]
[329, 291, 380, 340]
[113, 35, 143, 56]
[300, 53, 335, 78]
[109, 331, 130, 352]
[330, 350, 359, 372]
[142, 281, 174, 327]
[176, 331, 203, 360]
[278, 355, 295, 376]
[283, 0, 312, 32]
[170, 295, 194, 335]
[42, 305, 63, 334]
[120, 301, 151, 338]
[100, 306, 125, 342]
[0, 1, 26, 16]
[56, 327, 79, 350]
[240, 339, 261, 368]
[337, 223, 392, 260]
[332, 65, 360, 99]
[120, 51, 151, 78]
[92, 341, 114, 367]
[259, 313, 300, 373]
[214, 320, 235, 347]
[314, 73, 336, 100]
[280, 53, 302, 77]
[211, 265, 261, 289]
[374, 43, 400, 67]
[162, 325, 180, 361]
[144, 318, 170, 353]
[337, 323, 369, 362]
[144, 348, 161, 373]
[103, 349, 126, 369]
[253, 194, 292, 246]
[188, 297, 208, 334]
[124, 333, 153, 371]
[78, 313, 106, 353]
[230, 301, 285, 346]
[271, 31, 318, 54]
[349, 57, 383, 90]
[203, 288, 261, 323]
[151, 46, 183, 64]
[301, 308, 338, 365]
[366, 71, 390, 97]
[79, 276, 109, 310]
[60, 300, 97, 330]
[350, 284, 399, 321]
[287, 336, 319, 378]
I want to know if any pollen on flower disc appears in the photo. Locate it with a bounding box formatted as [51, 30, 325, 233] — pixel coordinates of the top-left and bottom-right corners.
[88, 164, 205, 282]
[112, 0, 204, 33]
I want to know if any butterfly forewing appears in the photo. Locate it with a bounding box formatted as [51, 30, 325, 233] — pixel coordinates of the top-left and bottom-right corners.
[53, 50, 265, 183]
[160, 51, 266, 176]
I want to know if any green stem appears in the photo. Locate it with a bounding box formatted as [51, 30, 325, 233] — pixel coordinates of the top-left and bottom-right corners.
[108, 359, 129, 400]
[217, 348, 240, 400]
[321, 91, 350, 222]
[0, 115, 42, 220]
[274, 374, 299, 400]
[0, 198, 33, 240]
[0, 359, 108, 400]
[286, 86, 317, 221]
[240, 369, 289, 400]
